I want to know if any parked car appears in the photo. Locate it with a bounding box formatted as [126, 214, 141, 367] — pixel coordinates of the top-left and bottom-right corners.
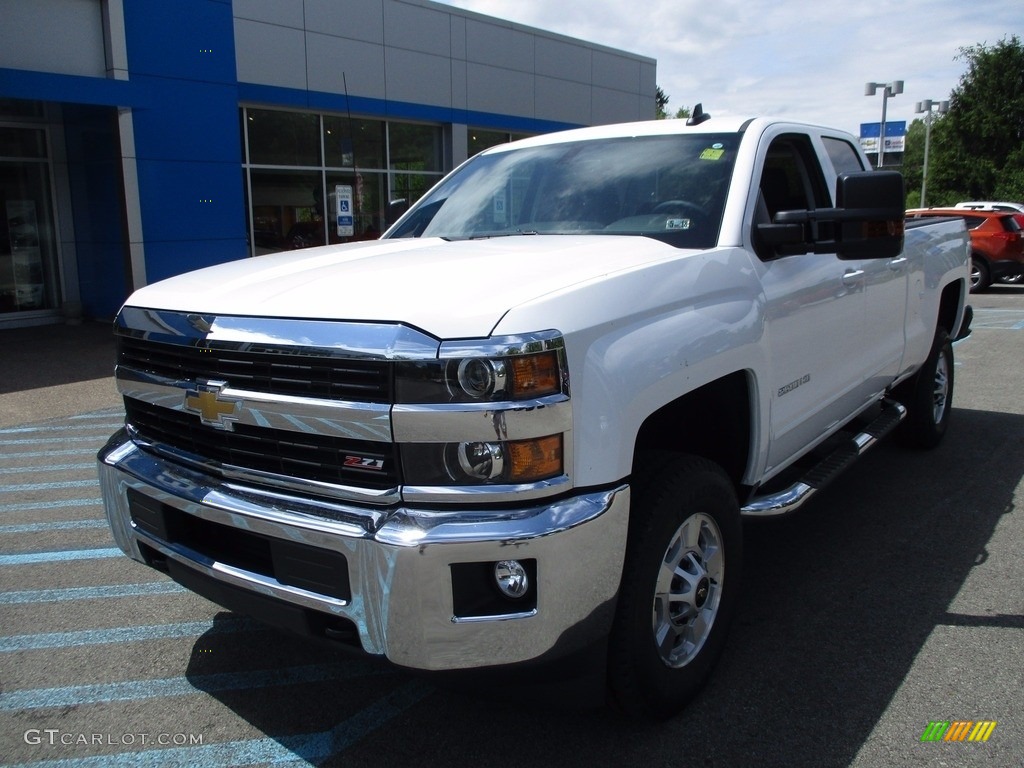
[907, 208, 1024, 291]
[954, 201, 1024, 213]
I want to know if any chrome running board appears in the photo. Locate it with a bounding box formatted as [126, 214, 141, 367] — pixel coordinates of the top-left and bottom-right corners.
[741, 399, 906, 518]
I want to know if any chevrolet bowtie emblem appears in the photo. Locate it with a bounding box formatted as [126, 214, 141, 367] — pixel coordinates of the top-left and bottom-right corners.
[183, 381, 240, 431]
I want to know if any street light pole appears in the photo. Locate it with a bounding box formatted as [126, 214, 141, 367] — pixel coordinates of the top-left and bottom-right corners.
[915, 99, 949, 207]
[865, 80, 904, 168]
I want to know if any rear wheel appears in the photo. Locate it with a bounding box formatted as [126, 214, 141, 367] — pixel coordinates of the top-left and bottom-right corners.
[608, 453, 742, 719]
[970, 256, 991, 292]
[897, 328, 953, 449]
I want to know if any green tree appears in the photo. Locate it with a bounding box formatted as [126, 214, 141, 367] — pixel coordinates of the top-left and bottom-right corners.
[917, 35, 1024, 204]
[656, 86, 670, 119]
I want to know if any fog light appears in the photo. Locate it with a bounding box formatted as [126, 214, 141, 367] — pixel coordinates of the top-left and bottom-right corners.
[494, 560, 529, 598]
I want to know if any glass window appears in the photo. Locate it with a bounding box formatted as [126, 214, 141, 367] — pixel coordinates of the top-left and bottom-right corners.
[823, 137, 866, 176]
[388, 123, 443, 173]
[246, 109, 321, 167]
[1, 131, 59, 312]
[387, 133, 740, 250]
[323, 117, 385, 170]
[242, 109, 446, 253]
[0, 99, 45, 120]
[326, 171, 386, 244]
[469, 129, 534, 157]
[249, 169, 324, 254]
[0, 127, 48, 159]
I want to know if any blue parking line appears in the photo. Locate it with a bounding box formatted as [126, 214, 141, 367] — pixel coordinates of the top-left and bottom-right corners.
[0, 498, 102, 513]
[0, 436, 109, 446]
[0, 449, 99, 460]
[0, 617, 261, 652]
[0, 520, 108, 535]
[70, 410, 123, 420]
[0, 547, 122, 566]
[0, 463, 96, 474]
[6, 679, 431, 768]
[0, 581, 184, 604]
[0, 424, 122, 435]
[1, 661, 387, 710]
[0, 479, 98, 493]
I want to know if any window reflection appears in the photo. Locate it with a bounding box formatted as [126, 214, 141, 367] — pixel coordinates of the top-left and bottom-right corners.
[242, 108, 446, 254]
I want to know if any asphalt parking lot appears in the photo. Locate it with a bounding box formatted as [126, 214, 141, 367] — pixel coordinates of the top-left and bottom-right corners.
[1, 286, 1022, 767]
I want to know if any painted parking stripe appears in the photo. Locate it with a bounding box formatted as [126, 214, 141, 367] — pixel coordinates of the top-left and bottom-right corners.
[0, 520, 108, 535]
[0, 436, 110, 446]
[0, 449, 100, 460]
[0, 581, 184, 605]
[0, 479, 98, 493]
[6, 679, 431, 768]
[0, 463, 96, 474]
[0, 424, 122, 435]
[0, 548, 122, 566]
[0, 617, 261, 652]
[1, 661, 388, 710]
[0, 498, 102, 513]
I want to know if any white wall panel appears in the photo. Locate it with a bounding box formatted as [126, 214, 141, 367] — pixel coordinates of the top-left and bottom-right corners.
[0, 0, 105, 77]
[306, 32, 386, 98]
[234, 18, 308, 90]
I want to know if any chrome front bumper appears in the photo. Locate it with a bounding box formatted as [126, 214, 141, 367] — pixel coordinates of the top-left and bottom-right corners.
[98, 430, 629, 670]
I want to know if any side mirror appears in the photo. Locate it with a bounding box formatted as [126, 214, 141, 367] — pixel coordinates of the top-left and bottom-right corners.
[753, 171, 905, 259]
[834, 171, 905, 259]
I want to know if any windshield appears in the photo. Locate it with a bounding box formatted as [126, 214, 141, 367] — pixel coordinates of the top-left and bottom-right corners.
[384, 133, 740, 249]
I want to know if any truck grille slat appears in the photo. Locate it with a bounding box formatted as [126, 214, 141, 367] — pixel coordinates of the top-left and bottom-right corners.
[124, 399, 398, 490]
[118, 337, 392, 403]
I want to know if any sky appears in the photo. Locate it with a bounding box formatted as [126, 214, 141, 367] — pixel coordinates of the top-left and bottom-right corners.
[435, 0, 1022, 138]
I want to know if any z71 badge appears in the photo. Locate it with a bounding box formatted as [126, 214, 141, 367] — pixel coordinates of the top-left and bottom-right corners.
[343, 455, 386, 471]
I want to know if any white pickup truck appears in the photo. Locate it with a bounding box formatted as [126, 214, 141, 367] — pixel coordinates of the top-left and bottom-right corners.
[99, 110, 971, 718]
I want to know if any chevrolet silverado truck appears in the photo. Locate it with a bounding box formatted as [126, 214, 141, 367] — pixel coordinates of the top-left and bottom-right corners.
[99, 110, 971, 719]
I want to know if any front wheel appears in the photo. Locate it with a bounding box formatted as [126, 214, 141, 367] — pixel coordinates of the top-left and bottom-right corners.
[608, 453, 742, 719]
[897, 328, 954, 449]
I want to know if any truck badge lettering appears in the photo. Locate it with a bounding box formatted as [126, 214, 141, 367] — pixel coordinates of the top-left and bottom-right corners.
[777, 374, 811, 398]
[344, 455, 385, 471]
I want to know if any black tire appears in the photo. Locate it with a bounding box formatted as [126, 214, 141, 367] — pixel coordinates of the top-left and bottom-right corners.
[897, 328, 954, 449]
[970, 256, 991, 293]
[608, 453, 742, 719]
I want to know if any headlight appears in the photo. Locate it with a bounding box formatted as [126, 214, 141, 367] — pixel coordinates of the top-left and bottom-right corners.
[403, 434, 564, 486]
[395, 332, 565, 404]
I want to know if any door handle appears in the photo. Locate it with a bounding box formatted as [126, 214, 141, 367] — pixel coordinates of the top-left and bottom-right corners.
[842, 269, 865, 286]
[888, 256, 908, 270]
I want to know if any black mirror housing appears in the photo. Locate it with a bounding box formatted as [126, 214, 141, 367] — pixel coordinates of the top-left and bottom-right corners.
[834, 171, 905, 259]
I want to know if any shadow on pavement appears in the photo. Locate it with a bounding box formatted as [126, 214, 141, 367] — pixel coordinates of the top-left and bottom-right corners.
[184, 406, 1022, 767]
[0, 321, 116, 393]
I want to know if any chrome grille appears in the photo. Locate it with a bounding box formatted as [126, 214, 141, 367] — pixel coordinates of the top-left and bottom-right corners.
[124, 398, 399, 490]
[118, 336, 392, 403]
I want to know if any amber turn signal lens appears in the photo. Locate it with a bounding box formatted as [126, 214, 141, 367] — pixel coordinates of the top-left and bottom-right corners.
[506, 434, 563, 483]
[509, 351, 560, 399]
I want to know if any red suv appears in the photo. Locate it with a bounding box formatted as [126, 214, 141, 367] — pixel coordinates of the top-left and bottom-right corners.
[906, 208, 1024, 291]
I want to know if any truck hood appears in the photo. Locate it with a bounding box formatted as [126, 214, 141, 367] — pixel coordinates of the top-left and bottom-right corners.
[126, 236, 685, 339]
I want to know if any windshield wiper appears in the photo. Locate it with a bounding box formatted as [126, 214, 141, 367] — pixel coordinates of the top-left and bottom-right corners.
[467, 229, 539, 240]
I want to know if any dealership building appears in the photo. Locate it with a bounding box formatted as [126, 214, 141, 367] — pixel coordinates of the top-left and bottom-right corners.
[0, 0, 656, 327]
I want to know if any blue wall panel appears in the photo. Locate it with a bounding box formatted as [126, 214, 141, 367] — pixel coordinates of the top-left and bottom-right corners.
[123, 0, 247, 285]
[134, 159, 247, 244]
[142, 238, 247, 285]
